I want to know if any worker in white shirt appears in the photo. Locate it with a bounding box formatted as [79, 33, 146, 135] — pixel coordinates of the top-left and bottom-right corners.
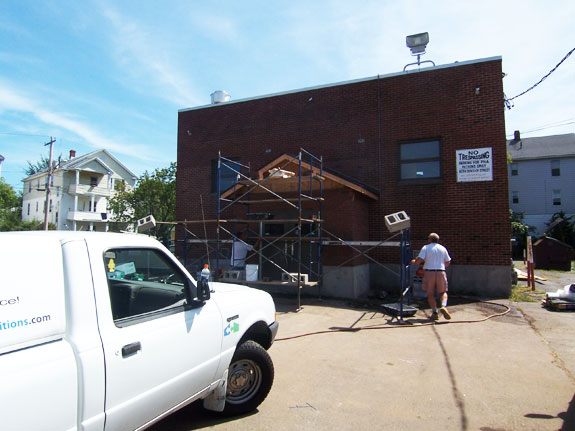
[230, 231, 260, 270]
[411, 232, 452, 321]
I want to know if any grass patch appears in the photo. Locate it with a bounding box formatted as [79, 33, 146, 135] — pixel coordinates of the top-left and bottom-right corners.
[510, 285, 546, 302]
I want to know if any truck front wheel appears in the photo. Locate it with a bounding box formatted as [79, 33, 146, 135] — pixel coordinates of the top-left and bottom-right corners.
[223, 340, 274, 415]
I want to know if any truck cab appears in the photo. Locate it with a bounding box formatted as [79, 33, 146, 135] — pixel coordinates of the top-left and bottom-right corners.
[0, 231, 278, 431]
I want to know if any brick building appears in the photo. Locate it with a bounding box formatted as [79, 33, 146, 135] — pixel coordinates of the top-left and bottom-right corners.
[177, 56, 511, 298]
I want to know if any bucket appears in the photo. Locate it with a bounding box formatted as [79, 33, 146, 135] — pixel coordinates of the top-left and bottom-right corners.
[245, 264, 259, 281]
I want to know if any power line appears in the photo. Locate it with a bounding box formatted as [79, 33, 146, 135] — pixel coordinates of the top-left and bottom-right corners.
[505, 47, 575, 110]
[506, 118, 575, 138]
[0, 132, 52, 138]
[522, 121, 575, 135]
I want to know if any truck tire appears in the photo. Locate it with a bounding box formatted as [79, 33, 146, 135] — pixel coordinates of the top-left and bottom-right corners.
[223, 340, 274, 415]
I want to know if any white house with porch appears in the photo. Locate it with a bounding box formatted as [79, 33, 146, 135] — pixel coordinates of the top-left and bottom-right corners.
[21, 149, 137, 231]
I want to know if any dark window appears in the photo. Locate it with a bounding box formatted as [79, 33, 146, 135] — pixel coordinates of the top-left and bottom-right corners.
[104, 248, 188, 323]
[510, 163, 518, 176]
[27, 203, 30, 216]
[553, 190, 561, 206]
[512, 191, 519, 204]
[551, 160, 560, 177]
[399, 140, 441, 180]
[90, 177, 98, 187]
[211, 158, 241, 193]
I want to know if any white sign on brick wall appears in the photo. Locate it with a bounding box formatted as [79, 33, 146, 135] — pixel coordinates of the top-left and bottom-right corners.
[456, 147, 493, 182]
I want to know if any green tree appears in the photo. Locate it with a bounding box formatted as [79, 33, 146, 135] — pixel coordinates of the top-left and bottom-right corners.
[0, 179, 21, 230]
[546, 211, 575, 248]
[510, 210, 534, 258]
[24, 154, 62, 176]
[0, 179, 20, 211]
[0, 179, 56, 231]
[108, 163, 176, 244]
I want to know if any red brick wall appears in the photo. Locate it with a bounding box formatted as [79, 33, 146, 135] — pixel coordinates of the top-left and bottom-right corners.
[177, 58, 510, 267]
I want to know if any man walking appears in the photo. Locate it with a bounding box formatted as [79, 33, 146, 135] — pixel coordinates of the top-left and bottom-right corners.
[411, 233, 452, 321]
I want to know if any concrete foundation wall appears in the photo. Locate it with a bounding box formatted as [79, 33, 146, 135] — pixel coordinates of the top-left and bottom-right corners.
[371, 264, 512, 299]
[252, 263, 511, 300]
[320, 264, 371, 299]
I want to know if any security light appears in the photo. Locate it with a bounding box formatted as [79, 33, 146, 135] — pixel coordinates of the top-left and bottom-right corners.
[403, 32, 435, 71]
[406, 32, 429, 55]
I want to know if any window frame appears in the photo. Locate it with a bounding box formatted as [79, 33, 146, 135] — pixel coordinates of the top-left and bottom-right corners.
[512, 191, 519, 204]
[103, 247, 194, 327]
[398, 139, 442, 183]
[211, 157, 241, 194]
[551, 159, 560, 177]
[510, 163, 518, 176]
[552, 189, 562, 206]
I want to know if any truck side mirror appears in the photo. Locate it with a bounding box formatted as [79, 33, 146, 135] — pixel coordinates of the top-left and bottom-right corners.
[197, 278, 211, 301]
[184, 278, 209, 309]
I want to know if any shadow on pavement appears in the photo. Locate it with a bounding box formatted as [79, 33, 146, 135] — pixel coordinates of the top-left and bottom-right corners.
[523, 391, 575, 430]
[148, 400, 258, 431]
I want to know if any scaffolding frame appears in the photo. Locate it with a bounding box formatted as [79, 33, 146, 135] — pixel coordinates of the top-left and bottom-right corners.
[213, 149, 324, 310]
[168, 149, 414, 313]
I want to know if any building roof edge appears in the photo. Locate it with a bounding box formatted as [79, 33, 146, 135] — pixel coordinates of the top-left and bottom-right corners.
[179, 56, 503, 113]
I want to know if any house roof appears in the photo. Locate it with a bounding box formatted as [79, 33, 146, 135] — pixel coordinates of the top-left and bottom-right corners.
[23, 149, 137, 181]
[220, 153, 379, 201]
[507, 133, 575, 161]
[534, 236, 574, 250]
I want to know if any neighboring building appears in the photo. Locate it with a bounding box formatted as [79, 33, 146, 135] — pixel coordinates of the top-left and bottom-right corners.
[0, 154, 4, 178]
[21, 149, 137, 231]
[507, 133, 575, 235]
[177, 57, 511, 298]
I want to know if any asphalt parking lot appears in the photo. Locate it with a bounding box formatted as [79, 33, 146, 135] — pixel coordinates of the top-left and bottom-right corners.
[152, 283, 575, 431]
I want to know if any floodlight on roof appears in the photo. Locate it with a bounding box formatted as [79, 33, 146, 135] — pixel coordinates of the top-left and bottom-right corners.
[406, 32, 429, 55]
[403, 32, 435, 71]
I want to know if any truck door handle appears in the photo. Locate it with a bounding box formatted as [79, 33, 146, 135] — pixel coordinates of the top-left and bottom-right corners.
[122, 342, 141, 357]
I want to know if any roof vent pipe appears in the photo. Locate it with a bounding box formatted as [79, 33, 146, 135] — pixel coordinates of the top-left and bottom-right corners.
[210, 90, 231, 104]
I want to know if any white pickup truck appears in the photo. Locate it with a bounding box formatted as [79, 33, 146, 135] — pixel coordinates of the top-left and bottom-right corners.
[0, 231, 278, 431]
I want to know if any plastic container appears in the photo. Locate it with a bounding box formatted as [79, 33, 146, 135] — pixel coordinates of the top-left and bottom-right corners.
[245, 264, 258, 281]
[200, 264, 211, 281]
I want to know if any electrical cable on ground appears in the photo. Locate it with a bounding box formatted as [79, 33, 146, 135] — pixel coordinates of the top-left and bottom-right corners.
[275, 299, 511, 342]
[505, 46, 575, 110]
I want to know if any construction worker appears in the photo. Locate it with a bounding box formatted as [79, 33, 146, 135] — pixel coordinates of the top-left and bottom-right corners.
[411, 233, 452, 321]
[230, 231, 259, 270]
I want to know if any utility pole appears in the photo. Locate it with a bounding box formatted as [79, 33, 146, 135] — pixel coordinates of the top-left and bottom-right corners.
[43, 137, 56, 231]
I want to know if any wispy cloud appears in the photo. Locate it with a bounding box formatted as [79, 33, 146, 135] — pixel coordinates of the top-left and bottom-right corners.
[100, 5, 203, 107]
[0, 82, 157, 161]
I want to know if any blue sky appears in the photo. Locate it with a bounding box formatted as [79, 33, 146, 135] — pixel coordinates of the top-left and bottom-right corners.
[1, 0, 573, 192]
